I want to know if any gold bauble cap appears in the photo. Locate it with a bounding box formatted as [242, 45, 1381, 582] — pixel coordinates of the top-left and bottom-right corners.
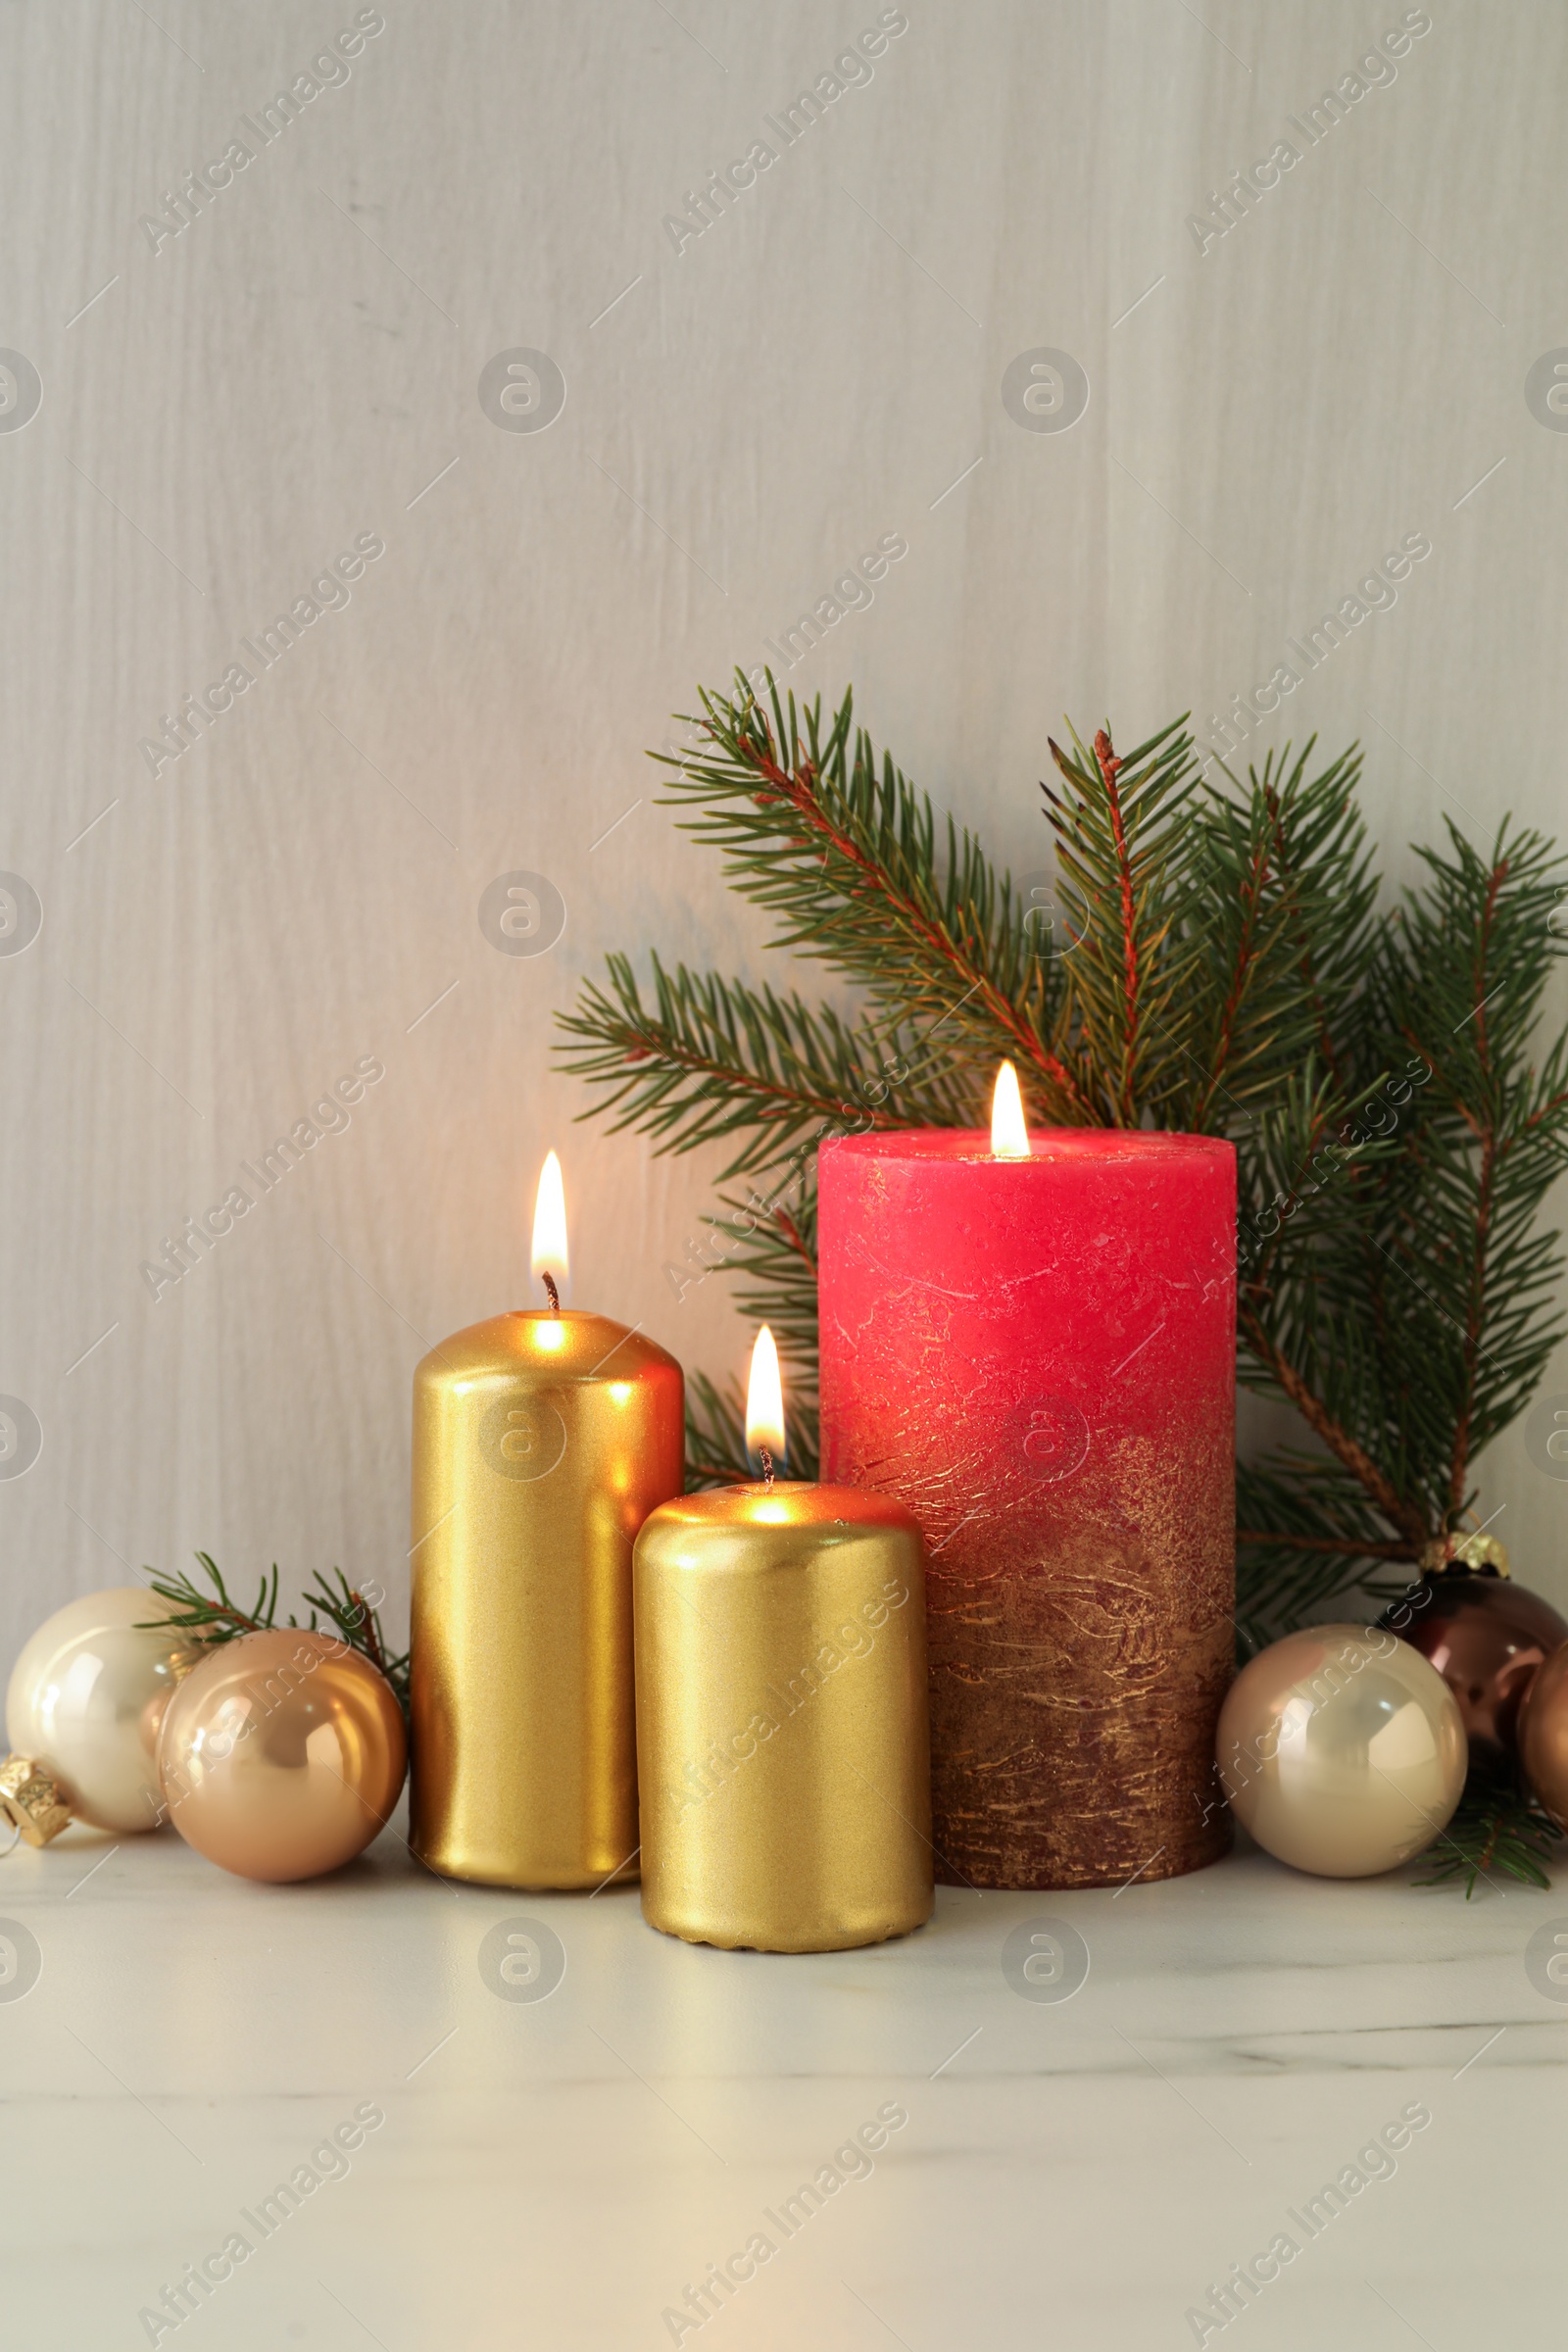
[1420, 1532, 1510, 1579]
[0, 1753, 74, 1846]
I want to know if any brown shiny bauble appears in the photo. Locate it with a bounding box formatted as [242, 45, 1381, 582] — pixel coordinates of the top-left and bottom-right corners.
[1379, 1537, 1567, 1768]
[1518, 1641, 1568, 1831]
[158, 1629, 407, 1883]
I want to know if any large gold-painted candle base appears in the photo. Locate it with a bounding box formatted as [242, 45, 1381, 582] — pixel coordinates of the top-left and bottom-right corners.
[634, 1485, 934, 1953]
[412, 1310, 683, 1889]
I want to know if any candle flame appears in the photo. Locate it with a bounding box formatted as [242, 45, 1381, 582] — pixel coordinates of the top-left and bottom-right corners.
[991, 1061, 1030, 1157]
[530, 1151, 569, 1298]
[745, 1326, 786, 1466]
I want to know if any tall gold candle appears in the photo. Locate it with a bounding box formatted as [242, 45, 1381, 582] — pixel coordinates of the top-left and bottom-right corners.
[410, 1154, 683, 1888]
[634, 1330, 933, 1952]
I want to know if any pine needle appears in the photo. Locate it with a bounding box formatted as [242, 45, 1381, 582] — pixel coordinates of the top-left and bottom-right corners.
[1415, 1764, 1562, 1896]
[141, 1554, 410, 1719]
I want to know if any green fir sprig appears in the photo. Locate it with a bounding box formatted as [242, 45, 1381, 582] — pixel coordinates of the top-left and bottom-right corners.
[141, 1552, 410, 1719]
[1414, 1762, 1563, 1896]
[558, 669, 1568, 1888]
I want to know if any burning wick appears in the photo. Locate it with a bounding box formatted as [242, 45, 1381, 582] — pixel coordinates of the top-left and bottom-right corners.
[991, 1060, 1030, 1158]
[746, 1326, 786, 1486]
[531, 1151, 568, 1314]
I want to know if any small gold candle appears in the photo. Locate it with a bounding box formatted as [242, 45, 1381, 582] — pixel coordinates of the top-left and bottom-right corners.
[411, 1154, 683, 1887]
[634, 1329, 933, 1952]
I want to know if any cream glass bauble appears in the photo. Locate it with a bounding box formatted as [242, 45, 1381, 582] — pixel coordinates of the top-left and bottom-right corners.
[1216, 1623, 1466, 1878]
[6, 1588, 203, 1832]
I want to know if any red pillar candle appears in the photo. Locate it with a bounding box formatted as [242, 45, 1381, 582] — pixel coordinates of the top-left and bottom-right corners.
[818, 1082, 1236, 1890]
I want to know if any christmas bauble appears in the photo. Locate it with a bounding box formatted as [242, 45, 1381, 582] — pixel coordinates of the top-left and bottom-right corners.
[157, 1629, 406, 1883]
[1377, 1536, 1567, 1767]
[5, 1588, 205, 1833]
[1216, 1623, 1466, 1878]
[1517, 1639, 1568, 1831]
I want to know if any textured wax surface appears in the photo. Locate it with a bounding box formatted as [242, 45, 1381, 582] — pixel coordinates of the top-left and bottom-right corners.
[818, 1129, 1236, 1889]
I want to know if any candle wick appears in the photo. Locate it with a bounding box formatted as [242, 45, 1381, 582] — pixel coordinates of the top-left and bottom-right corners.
[759, 1446, 774, 1492]
[542, 1272, 560, 1313]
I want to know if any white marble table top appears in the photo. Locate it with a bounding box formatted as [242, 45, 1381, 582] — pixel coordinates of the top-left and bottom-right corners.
[2, 1812, 1559, 2351]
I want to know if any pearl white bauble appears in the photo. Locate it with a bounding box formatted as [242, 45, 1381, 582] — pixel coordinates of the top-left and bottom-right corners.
[6, 1588, 204, 1832]
[1216, 1623, 1467, 1878]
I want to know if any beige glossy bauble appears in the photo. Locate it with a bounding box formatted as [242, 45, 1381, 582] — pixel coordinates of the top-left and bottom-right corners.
[1517, 1638, 1568, 1830]
[1216, 1623, 1466, 1878]
[6, 1588, 205, 1832]
[158, 1629, 406, 1883]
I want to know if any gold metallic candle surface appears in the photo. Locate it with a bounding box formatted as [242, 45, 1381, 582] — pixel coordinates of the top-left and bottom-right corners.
[412, 1310, 683, 1888]
[634, 1484, 933, 1952]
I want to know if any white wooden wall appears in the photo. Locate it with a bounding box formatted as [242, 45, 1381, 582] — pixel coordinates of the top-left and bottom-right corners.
[3, 0, 1565, 1660]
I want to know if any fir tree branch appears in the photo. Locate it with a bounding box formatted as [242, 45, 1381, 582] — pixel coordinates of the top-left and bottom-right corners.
[706, 1169, 822, 1387]
[1093, 726, 1141, 1124]
[144, 1552, 278, 1641]
[1045, 716, 1201, 1124]
[1236, 1451, 1422, 1642]
[1184, 784, 1280, 1135]
[1236, 1529, 1418, 1559]
[300, 1568, 411, 1713]
[1262, 738, 1379, 1099]
[656, 673, 1087, 1122]
[685, 1371, 753, 1489]
[1414, 1761, 1562, 1895]
[1238, 1315, 1428, 1545]
[676, 1171, 824, 1483]
[561, 679, 1568, 1779]
[1372, 819, 1568, 1527]
[1184, 740, 1376, 1132]
[558, 953, 973, 1178]
[1234, 1057, 1429, 1547]
[140, 1555, 409, 1718]
[733, 722, 1085, 1113]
